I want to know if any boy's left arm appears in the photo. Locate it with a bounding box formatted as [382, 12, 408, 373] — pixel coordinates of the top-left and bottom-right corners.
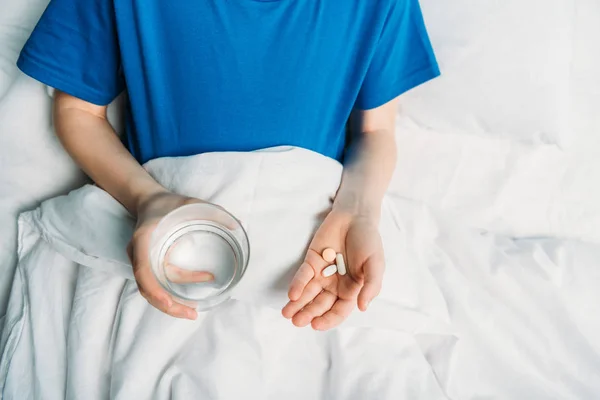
[282, 99, 398, 331]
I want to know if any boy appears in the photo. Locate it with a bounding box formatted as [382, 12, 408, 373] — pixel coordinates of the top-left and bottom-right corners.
[18, 0, 439, 330]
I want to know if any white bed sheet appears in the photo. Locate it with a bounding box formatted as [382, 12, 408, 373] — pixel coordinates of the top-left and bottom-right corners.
[391, 118, 600, 243]
[1, 0, 600, 399]
[0, 76, 86, 330]
[2, 148, 600, 400]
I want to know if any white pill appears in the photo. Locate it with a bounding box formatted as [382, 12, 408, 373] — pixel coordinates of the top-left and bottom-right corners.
[336, 253, 347, 276]
[322, 264, 338, 278]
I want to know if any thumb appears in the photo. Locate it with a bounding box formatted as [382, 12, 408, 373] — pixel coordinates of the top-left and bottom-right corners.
[357, 254, 384, 312]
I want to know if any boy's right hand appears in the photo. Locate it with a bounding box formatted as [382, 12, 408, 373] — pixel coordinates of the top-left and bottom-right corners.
[126, 191, 214, 320]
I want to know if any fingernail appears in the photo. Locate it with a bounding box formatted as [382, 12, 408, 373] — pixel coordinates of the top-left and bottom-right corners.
[288, 289, 299, 302]
[202, 272, 215, 281]
[187, 310, 197, 320]
[165, 298, 173, 308]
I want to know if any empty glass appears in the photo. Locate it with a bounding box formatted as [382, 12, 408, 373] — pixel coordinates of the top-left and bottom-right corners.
[149, 203, 250, 310]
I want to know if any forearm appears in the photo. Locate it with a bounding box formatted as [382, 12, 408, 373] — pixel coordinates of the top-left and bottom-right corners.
[53, 92, 165, 215]
[333, 129, 397, 222]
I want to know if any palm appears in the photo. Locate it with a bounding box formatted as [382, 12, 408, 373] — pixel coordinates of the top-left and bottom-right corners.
[282, 211, 385, 331]
[127, 193, 215, 320]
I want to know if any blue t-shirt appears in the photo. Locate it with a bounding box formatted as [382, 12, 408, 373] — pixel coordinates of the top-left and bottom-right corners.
[18, 0, 439, 164]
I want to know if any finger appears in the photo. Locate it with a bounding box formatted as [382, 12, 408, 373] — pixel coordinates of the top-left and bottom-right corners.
[165, 264, 214, 284]
[311, 298, 355, 331]
[282, 281, 323, 319]
[288, 262, 315, 301]
[145, 295, 198, 320]
[357, 255, 384, 312]
[288, 249, 331, 302]
[136, 273, 198, 320]
[132, 246, 197, 320]
[292, 291, 336, 327]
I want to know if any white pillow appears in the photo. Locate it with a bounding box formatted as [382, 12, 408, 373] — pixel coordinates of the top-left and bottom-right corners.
[0, 0, 49, 98]
[404, 0, 573, 146]
[388, 0, 600, 243]
[566, 0, 600, 154]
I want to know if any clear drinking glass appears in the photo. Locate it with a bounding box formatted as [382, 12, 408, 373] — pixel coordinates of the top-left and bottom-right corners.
[149, 203, 250, 310]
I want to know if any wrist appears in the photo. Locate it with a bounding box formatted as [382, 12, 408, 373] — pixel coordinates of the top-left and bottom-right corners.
[130, 181, 169, 216]
[332, 192, 382, 222]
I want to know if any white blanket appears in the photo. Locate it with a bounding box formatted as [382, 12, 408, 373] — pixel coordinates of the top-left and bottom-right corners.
[2, 147, 600, 399]
[0, 148, 454, 399]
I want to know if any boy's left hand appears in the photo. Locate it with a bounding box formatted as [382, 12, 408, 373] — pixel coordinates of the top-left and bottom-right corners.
[282, 210, 385, 331]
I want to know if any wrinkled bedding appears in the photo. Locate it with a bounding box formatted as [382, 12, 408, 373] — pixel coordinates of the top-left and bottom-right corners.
[1, 148, 600, 399]
[2, 0, 600, 398]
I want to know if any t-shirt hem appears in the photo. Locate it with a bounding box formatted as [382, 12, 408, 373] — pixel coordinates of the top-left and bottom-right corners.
[355, 64, 441, 110]
[16, 52, 116, 106]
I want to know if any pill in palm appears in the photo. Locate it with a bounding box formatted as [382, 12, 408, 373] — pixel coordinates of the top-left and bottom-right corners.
[322, 264, 338, 278]
[336, 253, 347, 276]
[322, 248, 337, 263]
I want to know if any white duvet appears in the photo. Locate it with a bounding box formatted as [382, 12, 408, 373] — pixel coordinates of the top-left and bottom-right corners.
[1, 147, 600, 399]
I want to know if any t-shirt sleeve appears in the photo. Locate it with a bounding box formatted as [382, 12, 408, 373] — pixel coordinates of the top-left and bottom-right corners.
[17, 0, 124, 106]
[355, 0, 440, 110]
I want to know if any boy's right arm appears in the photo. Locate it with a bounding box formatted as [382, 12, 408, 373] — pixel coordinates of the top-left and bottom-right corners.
[54, 90, 203, 320]
[53, 90, 165, 215]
